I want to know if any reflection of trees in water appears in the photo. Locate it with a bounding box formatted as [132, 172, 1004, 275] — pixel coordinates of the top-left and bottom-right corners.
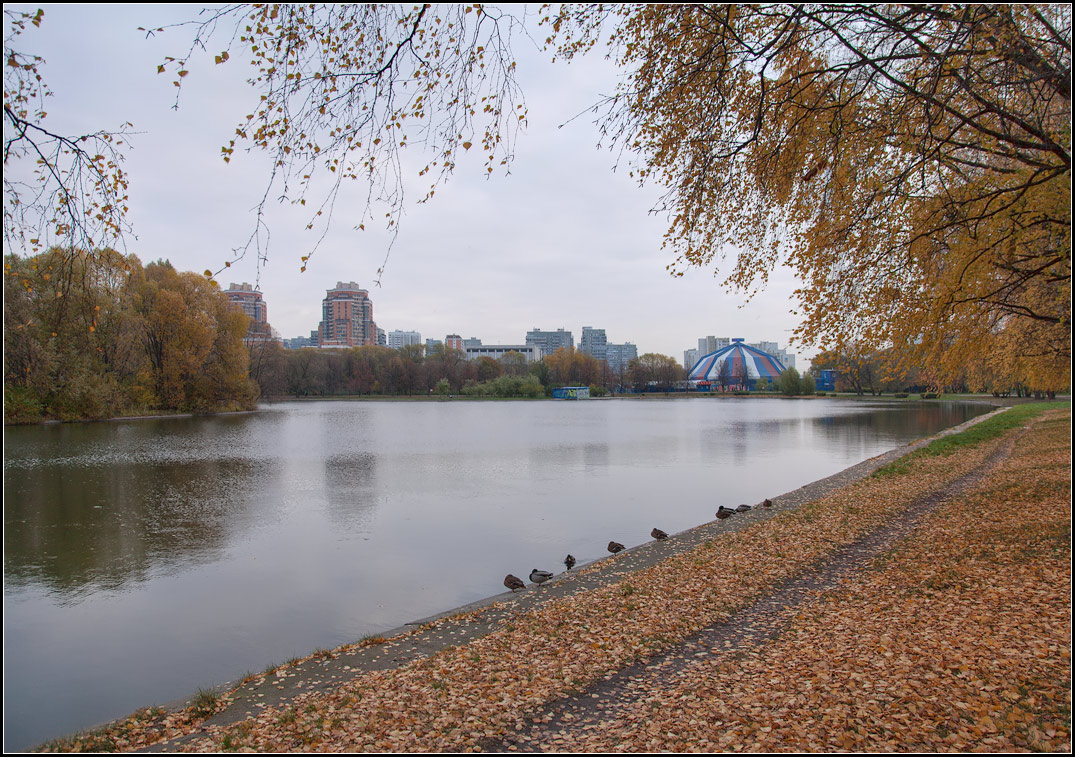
[3, 458, 259, 599]
[697, 403, 991, 464]
[809, 403, 990, 446]
[323, 453, 379, 531]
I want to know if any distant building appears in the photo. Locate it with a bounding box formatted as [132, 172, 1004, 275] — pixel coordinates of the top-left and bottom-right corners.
[688, 339, 787, 389]
[698, 336, 730, 354]
[283, 335, 314, 350]
[376, 328, 387, 347]
[425, 338, 443, 351]
[691, 336, 795, 372]
[815, 369, 837, 392]
[683, 348, 699, 370]
[526, 327, 574, 355]
[388, 330, 422, 350]
[463, 337, 483, 350]
[749, 341, 795, 369]
[445, 334, 464, 351]
[317, 281, 376, 348]
[553, 386, 590, 400]
[465, 344, 542, 362]
[579, 326, 608, 363]
[605, 342, 638, 374]
[225, 282, 274, 346]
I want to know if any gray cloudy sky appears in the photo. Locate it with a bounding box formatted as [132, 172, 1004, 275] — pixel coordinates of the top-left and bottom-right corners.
[8, 4, 815, 364]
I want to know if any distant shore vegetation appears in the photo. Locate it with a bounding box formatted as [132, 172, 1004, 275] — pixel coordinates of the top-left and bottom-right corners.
[248, 344, 639, 401]
[5, 249, 256, 423]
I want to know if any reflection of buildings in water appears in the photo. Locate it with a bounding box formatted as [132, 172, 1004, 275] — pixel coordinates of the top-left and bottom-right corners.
[527, 442, 613, 478]
[322, 452, 380, 530]
[700, 418, 793, 466]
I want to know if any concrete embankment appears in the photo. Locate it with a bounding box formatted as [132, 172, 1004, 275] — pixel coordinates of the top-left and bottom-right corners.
[42, 404, 1071, 752]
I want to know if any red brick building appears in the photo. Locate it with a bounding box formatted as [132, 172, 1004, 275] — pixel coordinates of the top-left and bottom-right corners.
[317, 281, 377, 348]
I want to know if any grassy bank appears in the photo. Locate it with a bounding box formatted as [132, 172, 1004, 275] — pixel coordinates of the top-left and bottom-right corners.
[42, 405, 1070, 752]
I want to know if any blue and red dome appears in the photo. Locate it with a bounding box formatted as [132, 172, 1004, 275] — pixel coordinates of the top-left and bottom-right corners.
[688, 341, 787, 386]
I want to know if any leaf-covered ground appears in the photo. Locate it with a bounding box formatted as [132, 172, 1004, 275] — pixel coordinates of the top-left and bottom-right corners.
[46, 407, 1070, 752]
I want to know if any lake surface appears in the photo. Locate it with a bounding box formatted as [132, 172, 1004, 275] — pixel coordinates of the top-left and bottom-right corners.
[3, 397, 992, 749]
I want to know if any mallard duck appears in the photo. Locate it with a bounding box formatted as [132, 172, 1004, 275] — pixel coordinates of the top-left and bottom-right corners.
[607, 540, 625, 554]
[651, 528, 669, 541]
[736, 504, 752, 512]
[762, 498, 773, 508]
[504, 574, 525, 592]
[716, 506, 736, 519]
[529, 568, 554, 585]
[564, 554, 576, 570]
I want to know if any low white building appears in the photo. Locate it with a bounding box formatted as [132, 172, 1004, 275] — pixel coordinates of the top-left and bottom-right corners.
[465, 344, 543, 362]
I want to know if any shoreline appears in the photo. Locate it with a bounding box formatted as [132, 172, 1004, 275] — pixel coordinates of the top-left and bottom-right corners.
[35, 404, 1032, 751]
[8, 393, 1059, 428]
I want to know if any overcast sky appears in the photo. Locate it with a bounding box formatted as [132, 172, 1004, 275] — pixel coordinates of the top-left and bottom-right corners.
[7, 4, 816, 365]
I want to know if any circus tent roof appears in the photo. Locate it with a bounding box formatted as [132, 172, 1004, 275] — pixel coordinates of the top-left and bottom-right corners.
[688, 341, 787, 383]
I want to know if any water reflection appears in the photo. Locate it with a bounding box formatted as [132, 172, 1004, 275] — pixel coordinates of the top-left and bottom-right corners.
[323, 453, 379, 530]
[3, 398, 992, 750]
[4, 456, 261, 599]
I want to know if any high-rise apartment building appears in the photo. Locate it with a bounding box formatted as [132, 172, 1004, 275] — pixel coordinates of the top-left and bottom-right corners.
[225, 282, 274, 345]
[526, 327, 574, 355]
[388, 330, 422, 350]
[445, 334, 464, 351]
[605, 342, 638, 374]
[580, 327, 608, 362]
[698, 336, 730, 354]
[749, 341, 796, 369]
[317, 281, 376, 348]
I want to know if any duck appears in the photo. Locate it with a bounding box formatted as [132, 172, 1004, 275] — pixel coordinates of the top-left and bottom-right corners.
[530, 568, 554, 585]
[651, 528, 669, 541]
[564, 554, 576, 570]
[762, 498, 773, 508]
[736, 504, 752, 512]
[607, 541, 625, 554]
[716, 506, 736, 519]
[504, 574, 525, 592]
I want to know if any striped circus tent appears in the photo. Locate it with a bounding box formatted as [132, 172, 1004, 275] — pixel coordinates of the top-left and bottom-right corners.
[688, 340, 787, 388]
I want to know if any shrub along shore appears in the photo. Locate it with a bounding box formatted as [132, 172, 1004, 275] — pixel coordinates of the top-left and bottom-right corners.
[39, 404, 1070, 752]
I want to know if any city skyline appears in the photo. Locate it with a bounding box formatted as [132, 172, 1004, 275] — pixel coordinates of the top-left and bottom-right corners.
[239, 280, 799, 366]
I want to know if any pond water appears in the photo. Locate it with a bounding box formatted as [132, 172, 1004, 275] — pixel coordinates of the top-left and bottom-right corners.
[3, 397, 992, 749]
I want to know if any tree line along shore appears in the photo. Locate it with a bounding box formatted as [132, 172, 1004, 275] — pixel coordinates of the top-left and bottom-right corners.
[8, 248, 1064, 426]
